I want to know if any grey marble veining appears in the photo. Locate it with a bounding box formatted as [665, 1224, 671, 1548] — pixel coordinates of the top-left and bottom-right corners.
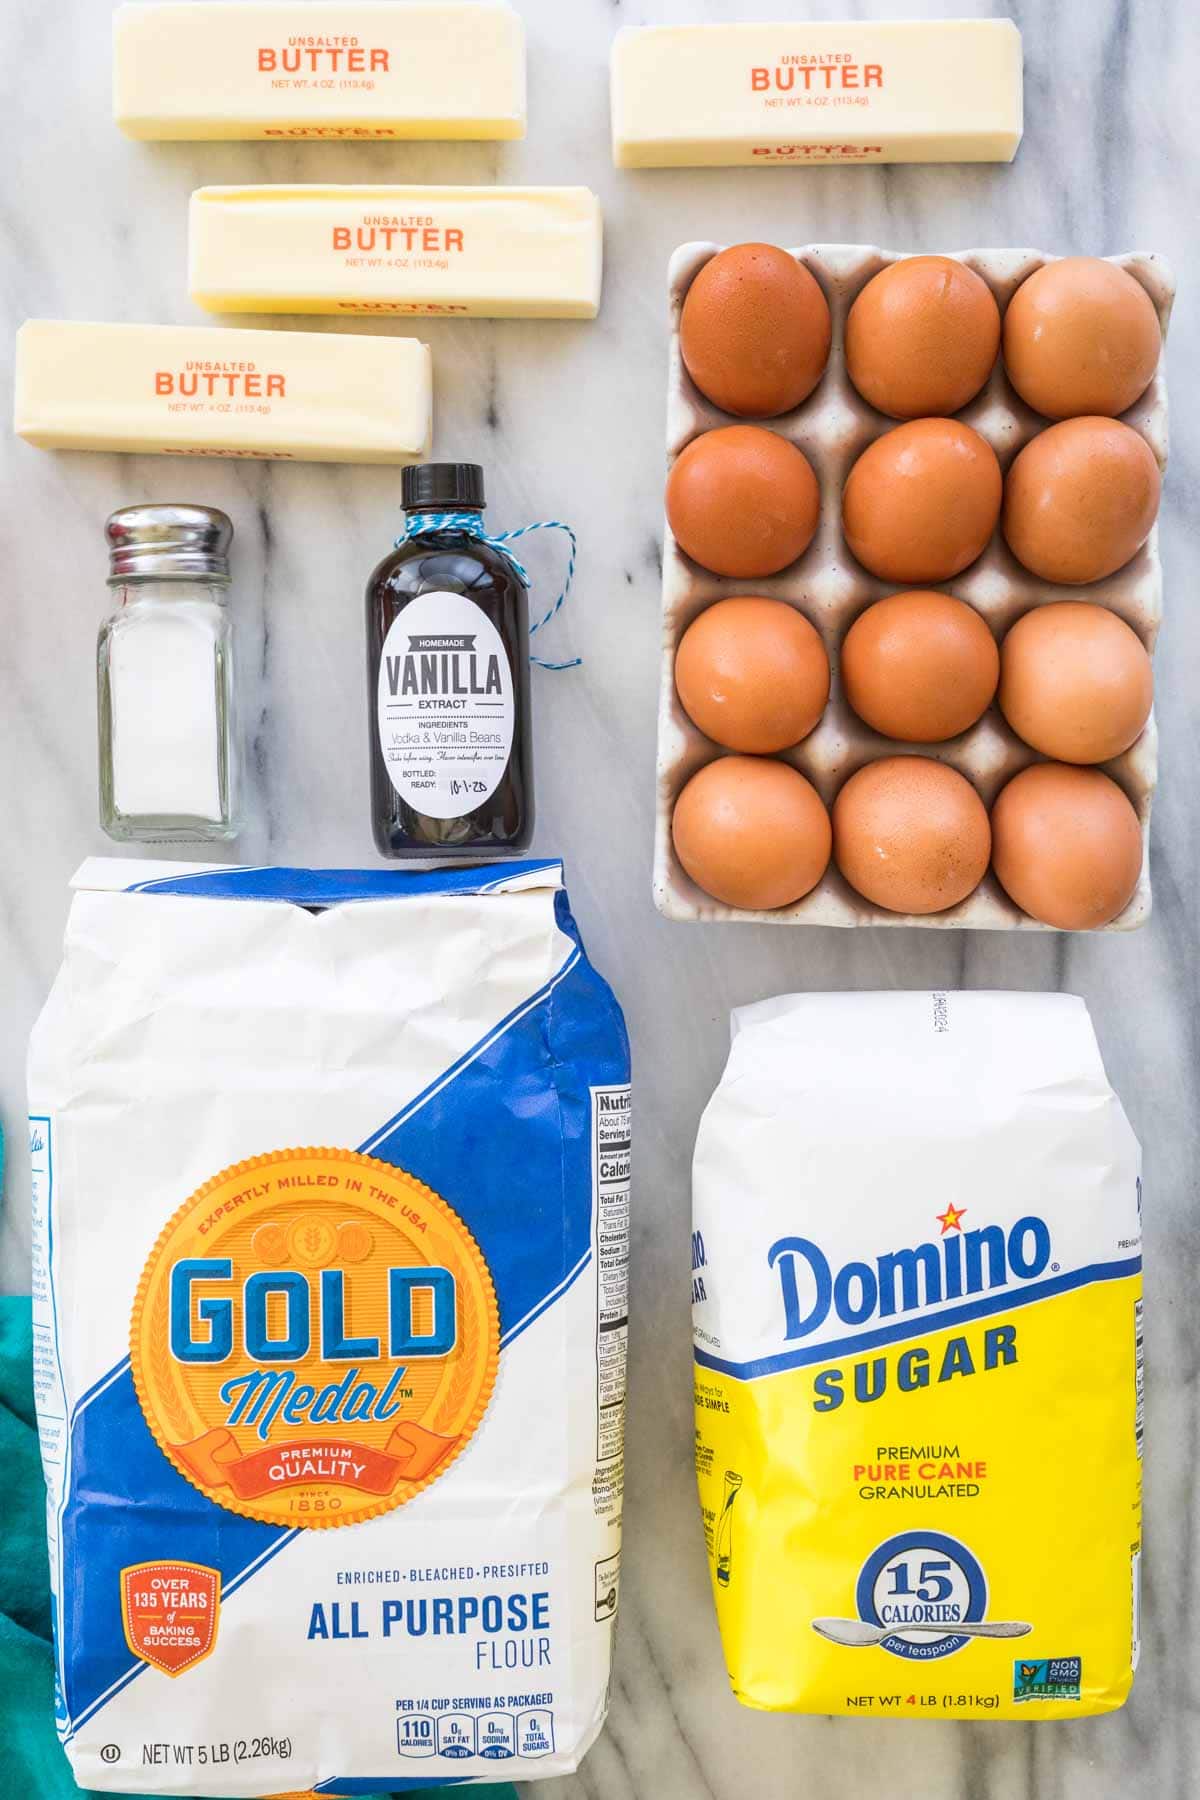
[1, 1, 1198, 1795]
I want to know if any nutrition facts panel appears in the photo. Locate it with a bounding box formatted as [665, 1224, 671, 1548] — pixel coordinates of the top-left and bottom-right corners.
[591, 1087, 630, 1474]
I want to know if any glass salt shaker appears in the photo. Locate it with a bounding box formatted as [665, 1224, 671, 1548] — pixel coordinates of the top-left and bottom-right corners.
[98, 504, 238, 842]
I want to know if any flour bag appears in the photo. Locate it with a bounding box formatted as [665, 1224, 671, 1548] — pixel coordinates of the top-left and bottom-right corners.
[29, 859, 630, 1794]
[693, 991, 1142, 1720]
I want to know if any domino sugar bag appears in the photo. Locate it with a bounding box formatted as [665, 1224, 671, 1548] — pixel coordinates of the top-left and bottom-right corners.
[692, 990, 1142, 1720]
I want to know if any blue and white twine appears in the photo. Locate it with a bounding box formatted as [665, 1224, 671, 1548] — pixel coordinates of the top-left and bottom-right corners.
[397, 511, 580, 670]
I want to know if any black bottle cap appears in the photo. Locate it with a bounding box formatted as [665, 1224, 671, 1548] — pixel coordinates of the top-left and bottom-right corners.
[402, 463, 486, 513]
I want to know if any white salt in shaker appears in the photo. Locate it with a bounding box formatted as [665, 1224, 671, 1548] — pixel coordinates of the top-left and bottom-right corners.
[98, 504, 238, 842]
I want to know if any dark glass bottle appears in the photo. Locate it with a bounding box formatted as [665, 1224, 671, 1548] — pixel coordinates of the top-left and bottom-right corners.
[367, 464, 534, 858]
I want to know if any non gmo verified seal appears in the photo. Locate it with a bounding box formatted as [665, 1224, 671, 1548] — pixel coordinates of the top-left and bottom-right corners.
[855, 1530, 988, 1661]
[1014, 1656, 1082, 1702]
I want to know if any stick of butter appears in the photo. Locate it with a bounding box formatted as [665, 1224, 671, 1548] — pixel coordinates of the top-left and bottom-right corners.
[190, 186, 604, 321]
[114, 1, 526, 141]
[611, 19, 1023, 168]
[14, 320, 433, 465]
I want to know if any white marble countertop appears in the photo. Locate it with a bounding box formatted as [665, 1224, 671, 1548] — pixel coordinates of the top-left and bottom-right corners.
[2, 1, 1197, 1795]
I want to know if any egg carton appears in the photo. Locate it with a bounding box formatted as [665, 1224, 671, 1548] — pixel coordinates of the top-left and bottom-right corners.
[654, 242, 1174, 930]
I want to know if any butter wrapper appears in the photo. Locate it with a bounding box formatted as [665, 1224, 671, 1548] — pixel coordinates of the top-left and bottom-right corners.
[190, 185, 604, 321]
[114, 0, 526, 141]
[612, 19, 1023, 168]
[14, 319, 433, 465]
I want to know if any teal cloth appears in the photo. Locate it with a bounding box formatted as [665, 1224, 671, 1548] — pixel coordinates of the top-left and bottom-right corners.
[0, 1294, 517, 1800]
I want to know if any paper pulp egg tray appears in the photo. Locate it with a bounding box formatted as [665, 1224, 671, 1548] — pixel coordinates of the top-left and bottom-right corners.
[654, 242, 1174, 929]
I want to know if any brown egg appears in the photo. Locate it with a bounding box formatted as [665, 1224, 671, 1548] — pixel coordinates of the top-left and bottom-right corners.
[999, 602, 1153, 763]
[667, 426, 820, 578]
[673, 756, 832, 910]
[842, 591, 999, 742]
[845, 256, 1001, 419]
[1003, 257, 1162, 420]
[1002, 417, 1161, 585]
[832, 756, 991, 915]
[991, 763, 1143, 929]
[675, 597, 830, 753]
[680, 244, 832, 418]
[842, 419, 1002, 583]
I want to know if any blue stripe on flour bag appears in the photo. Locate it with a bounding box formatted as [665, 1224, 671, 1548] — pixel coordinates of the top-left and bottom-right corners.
[123, 860, 562, 901]
[360, 891, 628, 1346]
[60, 1390, 286, 1732]
[59, 885, 629, 1737]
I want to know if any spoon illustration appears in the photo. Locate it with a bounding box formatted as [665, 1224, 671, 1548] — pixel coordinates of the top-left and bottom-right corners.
[813, 1617, 1032, 1648]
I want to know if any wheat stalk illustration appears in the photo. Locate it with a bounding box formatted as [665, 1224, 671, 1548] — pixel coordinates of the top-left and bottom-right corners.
[149, 1280, 194, 1441]
[433, 1274, 483, 1431]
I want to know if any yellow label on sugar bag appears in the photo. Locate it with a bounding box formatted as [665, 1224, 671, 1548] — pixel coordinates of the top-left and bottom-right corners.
[692, 992, 1142, 1721]
[131, 1147, 499, 1530]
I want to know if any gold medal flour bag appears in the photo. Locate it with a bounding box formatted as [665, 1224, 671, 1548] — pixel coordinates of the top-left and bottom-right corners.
[693, 991, 1142, 1720]
[29, 859, 629, 1794]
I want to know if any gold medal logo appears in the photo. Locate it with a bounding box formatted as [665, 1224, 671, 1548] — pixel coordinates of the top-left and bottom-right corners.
[131, 1148, 498, 1529]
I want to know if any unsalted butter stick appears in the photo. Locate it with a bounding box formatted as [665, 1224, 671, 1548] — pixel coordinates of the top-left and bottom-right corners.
[14, 320, 432, 465]
[612, 19, 1023, 168]
[114, 1, 525, 141]
[190, 186, 604, 321]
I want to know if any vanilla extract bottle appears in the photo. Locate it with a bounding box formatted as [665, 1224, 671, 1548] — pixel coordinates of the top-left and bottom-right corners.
[367, 464, 534, 858]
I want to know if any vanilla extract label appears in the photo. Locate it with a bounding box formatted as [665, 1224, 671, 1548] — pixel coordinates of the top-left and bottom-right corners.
[377, 592, 515, 820]
[388, 634, 505, 699]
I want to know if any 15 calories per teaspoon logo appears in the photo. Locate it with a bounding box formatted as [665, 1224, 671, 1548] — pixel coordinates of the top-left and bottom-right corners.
[812, 1531, 1031, 1661]
[130, 1146, 499, 1530]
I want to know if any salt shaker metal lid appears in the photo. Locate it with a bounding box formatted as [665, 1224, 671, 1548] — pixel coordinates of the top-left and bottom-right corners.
[105, 503, 234, 584]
